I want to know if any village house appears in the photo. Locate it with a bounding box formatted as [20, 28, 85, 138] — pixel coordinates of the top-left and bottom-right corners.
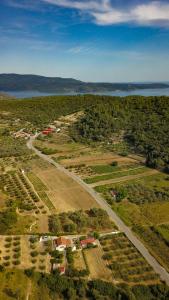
[54, 237, 76, 252]
[80, 237, 96, 248]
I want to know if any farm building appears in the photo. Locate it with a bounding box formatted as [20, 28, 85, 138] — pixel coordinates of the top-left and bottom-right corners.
[80, 238, 96, 248]
[54, 237, 76, 252]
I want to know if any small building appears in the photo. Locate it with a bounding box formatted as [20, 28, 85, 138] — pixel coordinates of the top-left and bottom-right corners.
[58, 266, 65, 275]
[110, 190, 117, 199]
[42, 130, 50, 135]
[39, 236, 51, 242]
[54, 237, 76, 252]
[80, 238, 96, 248]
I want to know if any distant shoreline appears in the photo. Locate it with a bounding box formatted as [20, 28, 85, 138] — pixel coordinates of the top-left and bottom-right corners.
[1, 88, 169, 99]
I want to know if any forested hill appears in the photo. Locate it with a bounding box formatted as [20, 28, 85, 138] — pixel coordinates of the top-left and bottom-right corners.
[0, 94, 169, 169]
[0, 73, 169, 93]
[71, 96, 169, 170]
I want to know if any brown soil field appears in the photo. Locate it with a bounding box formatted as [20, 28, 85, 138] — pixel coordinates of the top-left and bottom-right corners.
[84, 247, 112, 281]
[37, 215, 49, 233]
[34, 166, 99, 212]
[60, 153, 137, 167]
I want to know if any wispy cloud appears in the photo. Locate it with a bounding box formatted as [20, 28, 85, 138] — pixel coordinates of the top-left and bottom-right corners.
[42, 0, 169, 27]
[67, 45, 94, 54]
[4, 0, 43, 11]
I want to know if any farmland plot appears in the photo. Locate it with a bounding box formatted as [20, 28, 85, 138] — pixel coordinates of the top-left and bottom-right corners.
[34, 166, 100, 212]
[84, 247, 112, 281]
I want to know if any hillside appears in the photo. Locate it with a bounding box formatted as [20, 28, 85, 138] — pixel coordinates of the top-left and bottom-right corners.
[0, 92, 15, 100]
[71, 96, 169, 170]
[0, 74, 169, 93]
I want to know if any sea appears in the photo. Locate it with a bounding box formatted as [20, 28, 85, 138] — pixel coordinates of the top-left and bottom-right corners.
[2, 88, 169, 99]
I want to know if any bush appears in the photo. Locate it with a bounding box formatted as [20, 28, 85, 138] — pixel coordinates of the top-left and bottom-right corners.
[0, 265, 5, 271]
[13, 247, 21, 253]
[13, 253, 20, 259]
[5, 237, 12, 242]
[111, 161, 118, 167]
[3, 256, 10, 260]
[30, 251, 38, 257]
[102, 253, 113, 260]
[12, 260, 20, 265]
[24, 268, 34, 277]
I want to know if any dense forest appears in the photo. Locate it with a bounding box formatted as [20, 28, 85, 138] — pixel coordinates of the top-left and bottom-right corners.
[71, 96, 169, 169]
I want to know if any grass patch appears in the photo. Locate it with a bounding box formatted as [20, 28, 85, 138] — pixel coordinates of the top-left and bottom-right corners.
[90, 163, 138, 174]
[85, 166, 148, 184]
[27, 172, 48, 191]
[38, 191, 56, 212]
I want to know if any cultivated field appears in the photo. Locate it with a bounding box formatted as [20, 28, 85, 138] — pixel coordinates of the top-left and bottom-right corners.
[33, 165, 100, 212]
[84, 247, 112, 281]
[73, 251, 86, 271]
[0, 235, 51, 273]
[95, 172, 169, 271]
[99, 233, 160, 285]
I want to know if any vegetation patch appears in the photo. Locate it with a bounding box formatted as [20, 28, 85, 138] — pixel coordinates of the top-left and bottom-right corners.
[49, 208, 115, 234]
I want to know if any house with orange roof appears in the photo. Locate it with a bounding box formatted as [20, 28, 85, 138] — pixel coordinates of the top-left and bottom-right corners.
[54, 237, 76, 252]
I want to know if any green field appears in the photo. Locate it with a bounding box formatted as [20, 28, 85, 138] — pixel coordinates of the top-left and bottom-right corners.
[85, 166, 148, 184]
[90, 163, 138, 174]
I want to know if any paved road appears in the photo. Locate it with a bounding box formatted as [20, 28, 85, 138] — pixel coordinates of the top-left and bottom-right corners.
[27, 135, 169, 285]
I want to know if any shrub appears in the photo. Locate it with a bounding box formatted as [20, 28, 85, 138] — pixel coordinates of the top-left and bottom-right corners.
[30, 251, 38, 257]
[3, 262, 10, 267]
[3, 256, 10, 260]
[0, 265, 4, 272]
[4, 243, 11, 248]
[12, 260, 20, 265]
[13, 241, 20, 246]
[24, 268, 34, 277]
[13, 247, 21, 253]
[13, 253, 20, 259]
[102, 253, 113, 260]
[5, 237, 12, 242]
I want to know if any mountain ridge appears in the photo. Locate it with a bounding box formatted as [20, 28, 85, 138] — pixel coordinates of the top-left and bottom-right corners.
[0, 73, 169, 93]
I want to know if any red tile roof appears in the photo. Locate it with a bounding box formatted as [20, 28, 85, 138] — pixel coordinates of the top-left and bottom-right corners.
[54, 237, 72, 247]
[80, 237, 96, 246]
[58, 266, 65, 274]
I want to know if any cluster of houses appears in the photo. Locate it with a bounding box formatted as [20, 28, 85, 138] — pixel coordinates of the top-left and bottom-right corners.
[13, 128, 31, 139]
[53, 236, 96, 275]
[13, 123, 61, 139]
[40, 235, 97, 275]
[54, 236, 96, 252]
[42, 125, 61, 135]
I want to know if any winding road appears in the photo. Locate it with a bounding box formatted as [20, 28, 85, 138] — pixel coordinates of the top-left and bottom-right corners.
[27, 134, 169, 286]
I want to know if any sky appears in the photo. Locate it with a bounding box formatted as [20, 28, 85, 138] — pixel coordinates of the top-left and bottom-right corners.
[0, 0, 169, 82]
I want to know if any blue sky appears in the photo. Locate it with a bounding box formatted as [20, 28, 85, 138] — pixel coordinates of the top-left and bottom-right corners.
[0, 0, 169, 82]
